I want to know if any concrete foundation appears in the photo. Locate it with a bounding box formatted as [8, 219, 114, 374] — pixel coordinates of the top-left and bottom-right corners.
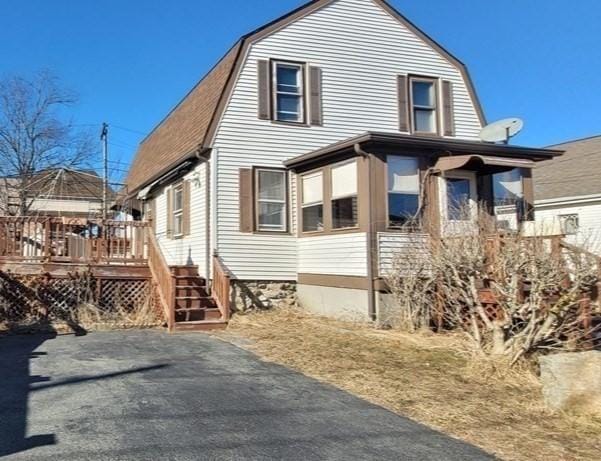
[297, 284, 370, 321]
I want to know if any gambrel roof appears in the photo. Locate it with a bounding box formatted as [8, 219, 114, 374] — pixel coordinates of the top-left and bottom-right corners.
[125, 0, 486, 195]
[535, 135, 601, 201]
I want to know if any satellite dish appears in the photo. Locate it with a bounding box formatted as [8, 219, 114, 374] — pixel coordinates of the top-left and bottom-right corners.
[479, 118, 524, 144]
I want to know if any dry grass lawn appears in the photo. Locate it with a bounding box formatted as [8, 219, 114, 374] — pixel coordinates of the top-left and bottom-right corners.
[219, 309, 601, 461]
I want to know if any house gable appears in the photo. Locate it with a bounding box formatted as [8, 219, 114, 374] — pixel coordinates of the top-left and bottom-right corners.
[125, 0, 485, 195]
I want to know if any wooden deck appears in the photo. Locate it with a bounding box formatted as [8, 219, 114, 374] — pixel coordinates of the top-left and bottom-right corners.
[0, 216, 231, 331]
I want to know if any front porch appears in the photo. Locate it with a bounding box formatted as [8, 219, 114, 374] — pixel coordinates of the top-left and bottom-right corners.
[287, 131, 562, 321]
[0, 217, 231, 332]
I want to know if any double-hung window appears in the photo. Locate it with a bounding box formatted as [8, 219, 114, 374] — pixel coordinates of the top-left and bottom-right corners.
[273, 61, 305, 123]
[256, 169, 287, 232]
[331, 160, 358, 229]
[172, 183, 184, 237]
[387, 156, 420, 227]
[301, 171, 324, 232]
[411, 78, 438, 134]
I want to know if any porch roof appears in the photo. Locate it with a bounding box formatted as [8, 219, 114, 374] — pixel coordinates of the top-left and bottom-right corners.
[283, 132, 563, 170]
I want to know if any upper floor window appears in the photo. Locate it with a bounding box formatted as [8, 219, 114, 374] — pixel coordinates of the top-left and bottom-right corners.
[331, 160, 358, 229]
[411, 78, 438, 134]
[301, 171, 324, 232]
[387, 156, 420, 227]
[273, 61, 305, 123]
[256, 169, 288, 232]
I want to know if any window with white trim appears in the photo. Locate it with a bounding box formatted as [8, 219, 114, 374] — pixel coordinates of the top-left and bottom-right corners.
[331, 160, 358, 229]
[387, 156, 420, 227]
[256, 169, 287, 232]
[301, 171, 324, 232]
[273, 61, 305, 123]
[172, 183, 184, 237]
[411, 78, 438, 134]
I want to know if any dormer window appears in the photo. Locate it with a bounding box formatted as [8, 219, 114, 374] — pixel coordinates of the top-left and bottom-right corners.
[273, 61, 305, 123]
[411, 77, 438, 134]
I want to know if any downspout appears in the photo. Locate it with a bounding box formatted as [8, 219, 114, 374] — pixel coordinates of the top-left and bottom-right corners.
[354, 143, 377, 322]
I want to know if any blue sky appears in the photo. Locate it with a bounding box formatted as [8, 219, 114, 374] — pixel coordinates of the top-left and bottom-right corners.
[1, 0, 599, 182]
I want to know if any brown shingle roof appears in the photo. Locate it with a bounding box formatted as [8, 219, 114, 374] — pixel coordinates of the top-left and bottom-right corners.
[534, 135, 601, 201]
[125, 42, 242, 193]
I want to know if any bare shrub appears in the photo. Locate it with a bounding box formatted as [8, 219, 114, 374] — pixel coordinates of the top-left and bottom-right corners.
[385, 205, 600, 364]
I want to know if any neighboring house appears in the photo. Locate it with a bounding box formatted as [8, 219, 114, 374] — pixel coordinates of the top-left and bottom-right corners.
[535, 135, 601, 252]
[0, 168, 111, 218]
[124, 0, 560, 321]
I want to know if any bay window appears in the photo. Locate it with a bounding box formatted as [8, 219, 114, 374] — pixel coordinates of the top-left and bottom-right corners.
[331, 160, 358, 229]
[387, 156, 420, 227]
[256, 169, 287, 232]
[301, 171, 324, 232]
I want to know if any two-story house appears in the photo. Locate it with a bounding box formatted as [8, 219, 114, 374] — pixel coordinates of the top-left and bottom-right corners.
[124, 0, 560, 327]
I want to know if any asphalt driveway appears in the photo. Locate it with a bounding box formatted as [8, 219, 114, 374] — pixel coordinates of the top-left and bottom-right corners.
[0, 330, 493, 460]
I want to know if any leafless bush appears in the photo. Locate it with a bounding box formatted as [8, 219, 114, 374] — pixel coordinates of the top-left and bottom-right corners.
[385, 205, 600, 364]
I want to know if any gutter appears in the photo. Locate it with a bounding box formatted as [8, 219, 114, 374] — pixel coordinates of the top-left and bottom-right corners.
[354, 143, 377, 322]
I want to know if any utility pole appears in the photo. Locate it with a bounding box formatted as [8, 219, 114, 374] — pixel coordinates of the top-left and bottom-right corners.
[100, 123, 109, 220]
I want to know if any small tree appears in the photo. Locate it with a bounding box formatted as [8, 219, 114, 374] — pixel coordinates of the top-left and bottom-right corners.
[0, 71, 93, 215]
[386, 207, 599, 364]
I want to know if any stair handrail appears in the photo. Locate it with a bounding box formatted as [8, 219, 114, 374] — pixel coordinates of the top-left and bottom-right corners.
[212, 253, 231, 322]
[147, 230, 176, 331]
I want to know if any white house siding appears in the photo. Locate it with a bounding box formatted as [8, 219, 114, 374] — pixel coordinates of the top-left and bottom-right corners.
[298, 233, 368, 277]
[153, 164, 208, 276]
[377, 232, 430, 276]
[211, 0, 483, 280]
[536, 198, 601, 254]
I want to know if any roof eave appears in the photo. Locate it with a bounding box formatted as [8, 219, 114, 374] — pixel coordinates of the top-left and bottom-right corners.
[284, 132, 564, 170]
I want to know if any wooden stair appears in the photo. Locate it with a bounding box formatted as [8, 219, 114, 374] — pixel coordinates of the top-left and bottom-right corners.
[171, 266, 228, 332]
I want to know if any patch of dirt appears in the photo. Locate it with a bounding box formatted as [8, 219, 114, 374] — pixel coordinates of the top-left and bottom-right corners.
[218, 309, 601, 461]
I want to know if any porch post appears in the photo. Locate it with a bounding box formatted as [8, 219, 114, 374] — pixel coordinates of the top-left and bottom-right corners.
[520, 168, 535, 222]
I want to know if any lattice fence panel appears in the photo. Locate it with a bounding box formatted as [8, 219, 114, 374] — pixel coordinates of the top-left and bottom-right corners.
[99, 279, 151, 312]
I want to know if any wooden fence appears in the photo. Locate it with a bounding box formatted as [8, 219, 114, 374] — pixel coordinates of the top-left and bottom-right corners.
[0, 217, 149, 264]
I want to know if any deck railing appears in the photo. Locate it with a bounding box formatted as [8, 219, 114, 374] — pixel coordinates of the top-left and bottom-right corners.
[0, 217, 149, 264]
[212, 253, 231, 322]
[147, 229, 176, 331]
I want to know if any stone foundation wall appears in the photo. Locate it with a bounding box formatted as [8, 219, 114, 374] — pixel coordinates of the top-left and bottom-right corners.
[231, 280, 297, 312]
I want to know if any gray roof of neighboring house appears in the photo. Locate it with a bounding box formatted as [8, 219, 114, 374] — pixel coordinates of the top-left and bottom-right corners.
[534, 135, 601, 201]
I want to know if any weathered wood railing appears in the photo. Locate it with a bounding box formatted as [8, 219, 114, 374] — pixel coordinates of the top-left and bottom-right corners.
[212, 253, 231, 322]
[147, 230, 176, 331]
[0, 217, 149, 264]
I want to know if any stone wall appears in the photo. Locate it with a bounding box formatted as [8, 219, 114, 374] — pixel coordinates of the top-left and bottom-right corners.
[231, 280, 297, 312]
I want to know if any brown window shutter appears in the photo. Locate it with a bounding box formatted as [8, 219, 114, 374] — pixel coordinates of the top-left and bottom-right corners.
[166, 188, 173, 239]
[397, 75, 409, 132]
[442, 80, 455, 136]
[239, 168, 254, 233]
[182, 180, 191, 236]
[257, 60, 271, 120]
[309, 66, 323, 126]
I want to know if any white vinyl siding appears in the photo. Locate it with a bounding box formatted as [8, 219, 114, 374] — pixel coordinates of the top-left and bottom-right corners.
[535, 199, 601, 255]
[377, 232, 430, 276]
[298, 233, 368, 277]
[152, 164, 208, 275]
[210, 0, 483, 280]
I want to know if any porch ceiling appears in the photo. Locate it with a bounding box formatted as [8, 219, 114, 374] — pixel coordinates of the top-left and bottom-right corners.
[283, 132, 563, 170]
